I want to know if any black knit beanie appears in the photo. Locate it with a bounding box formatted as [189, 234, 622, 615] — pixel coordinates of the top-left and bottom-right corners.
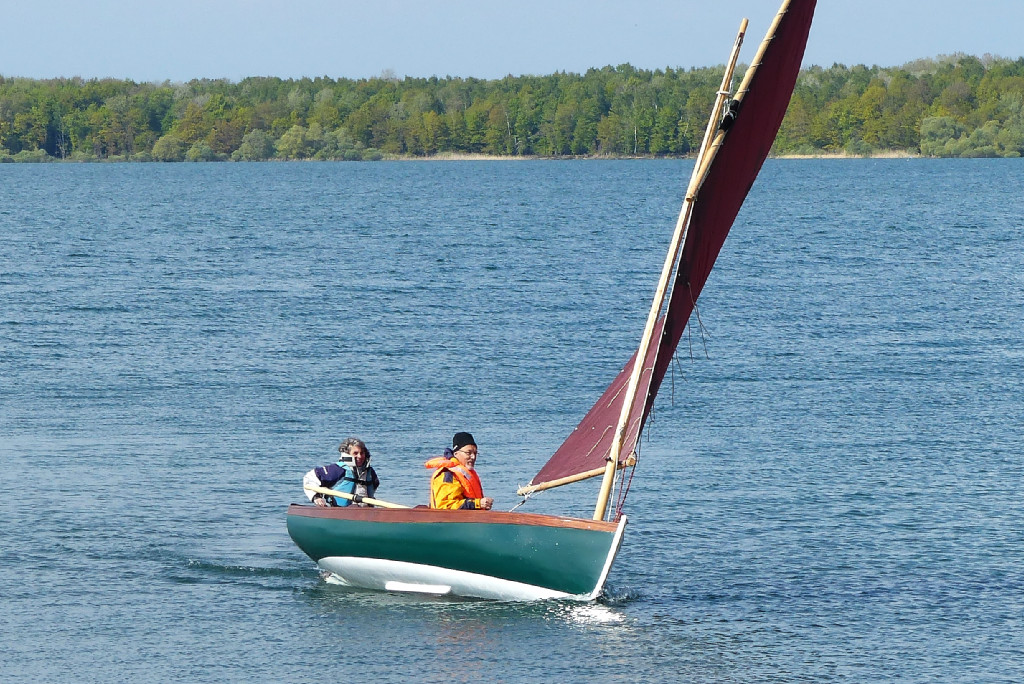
[452, 431, 476, 451]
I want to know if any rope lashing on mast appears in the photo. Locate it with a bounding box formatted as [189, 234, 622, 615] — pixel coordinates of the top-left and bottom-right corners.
[719, 98, 742, 131]
[614, 445, 641, 519]
[608, 449, 635, 518]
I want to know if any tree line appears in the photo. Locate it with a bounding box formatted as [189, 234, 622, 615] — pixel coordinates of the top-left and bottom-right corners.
[1, 53, 1023, 162]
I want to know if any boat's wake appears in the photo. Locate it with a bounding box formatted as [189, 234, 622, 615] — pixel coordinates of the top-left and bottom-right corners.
[599, 584, 644, 605]
[179, 558, 307, 583]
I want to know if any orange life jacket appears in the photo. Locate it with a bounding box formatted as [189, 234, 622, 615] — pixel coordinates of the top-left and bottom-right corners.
[424, 457, 484, 501]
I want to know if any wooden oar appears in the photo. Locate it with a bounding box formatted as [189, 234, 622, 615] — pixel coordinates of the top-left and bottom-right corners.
[303, 485, 410, 509]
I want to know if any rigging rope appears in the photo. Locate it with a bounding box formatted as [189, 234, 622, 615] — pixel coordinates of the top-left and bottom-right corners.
[509, 495, 529, 512]
[614, 440, 640, 519]
[688, 281, 711, 359]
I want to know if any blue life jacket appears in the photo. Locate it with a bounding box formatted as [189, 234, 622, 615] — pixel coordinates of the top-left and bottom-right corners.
[327, 462, 378, 507]
[331, 463, 358, 507]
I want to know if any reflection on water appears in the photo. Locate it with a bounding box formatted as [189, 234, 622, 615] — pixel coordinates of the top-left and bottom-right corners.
[561, 602, 626, 626]
[307, 572, 635, 629]
[298, 574, 641, 680]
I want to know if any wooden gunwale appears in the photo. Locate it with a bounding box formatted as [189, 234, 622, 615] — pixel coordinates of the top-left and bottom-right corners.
[287, 504, 619, 532]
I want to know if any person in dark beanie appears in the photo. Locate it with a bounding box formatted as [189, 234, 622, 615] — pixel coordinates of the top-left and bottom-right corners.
[423, 431, 493, 510]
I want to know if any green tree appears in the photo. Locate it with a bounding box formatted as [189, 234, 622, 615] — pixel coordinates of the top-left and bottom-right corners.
[152, 133, 186, 161]
[919, 116, 964, 156]
[650, 104, 681, 155]
[597, 111, 627, 154]
[173, 101, 211, 145]
[276, 124, 309, 159]
[232, 129, 274, 161]
[185, 141, 217, 161]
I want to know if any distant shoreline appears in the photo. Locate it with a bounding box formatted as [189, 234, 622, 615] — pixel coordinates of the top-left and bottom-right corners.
[6, 56, 1023, 162]
[5, 150, 979, 164]
[395, 151, 924, 161]
[774, 150, 920, 160]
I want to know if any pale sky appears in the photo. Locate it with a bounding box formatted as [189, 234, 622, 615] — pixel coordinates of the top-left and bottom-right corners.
[2, 1, 1021, 82]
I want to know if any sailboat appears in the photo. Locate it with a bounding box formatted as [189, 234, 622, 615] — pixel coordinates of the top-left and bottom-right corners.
[287, 0, 817, 601]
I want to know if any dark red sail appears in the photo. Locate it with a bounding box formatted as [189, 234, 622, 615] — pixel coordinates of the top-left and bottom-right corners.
[531, 0, 817, 488]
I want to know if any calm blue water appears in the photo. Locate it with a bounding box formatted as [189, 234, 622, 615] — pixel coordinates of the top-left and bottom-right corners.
[2, 159, 1022, 682]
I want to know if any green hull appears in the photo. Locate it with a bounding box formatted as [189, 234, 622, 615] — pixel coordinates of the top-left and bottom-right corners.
[286, 505, 626, 600]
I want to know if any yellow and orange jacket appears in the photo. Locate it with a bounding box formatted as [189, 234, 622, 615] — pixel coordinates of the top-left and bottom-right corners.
[424, 457, 485, 510]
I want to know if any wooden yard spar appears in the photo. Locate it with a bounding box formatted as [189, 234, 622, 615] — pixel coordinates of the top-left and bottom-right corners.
[591, 18, 749, 521]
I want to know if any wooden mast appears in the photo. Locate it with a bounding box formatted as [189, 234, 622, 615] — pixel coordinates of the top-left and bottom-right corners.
[591, 18, 749, 522]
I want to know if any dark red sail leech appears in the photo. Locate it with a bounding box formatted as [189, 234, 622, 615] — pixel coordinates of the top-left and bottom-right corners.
[532, 0, 818, 489]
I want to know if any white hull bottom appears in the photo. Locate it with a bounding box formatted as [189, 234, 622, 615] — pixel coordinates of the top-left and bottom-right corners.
[317, 556, 587, 602]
